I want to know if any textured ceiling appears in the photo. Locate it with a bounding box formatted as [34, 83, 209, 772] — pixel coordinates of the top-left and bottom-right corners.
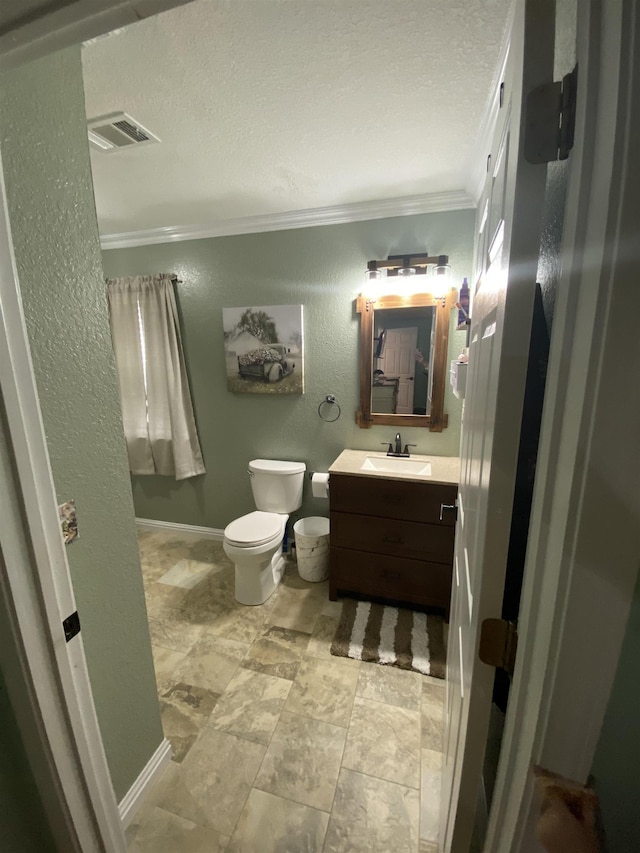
[82, 0, 512, 237]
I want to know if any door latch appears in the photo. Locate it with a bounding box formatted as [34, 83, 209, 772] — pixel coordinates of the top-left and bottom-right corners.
[63, 611, 81, 643]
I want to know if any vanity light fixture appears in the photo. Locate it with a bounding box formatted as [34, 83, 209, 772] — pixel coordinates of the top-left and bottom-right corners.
[364, 253, 450, 298]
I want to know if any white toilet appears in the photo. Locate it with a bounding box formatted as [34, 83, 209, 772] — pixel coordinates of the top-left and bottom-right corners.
[223, 459, 306, 605]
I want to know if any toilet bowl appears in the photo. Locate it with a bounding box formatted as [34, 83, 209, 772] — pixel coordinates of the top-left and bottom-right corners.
[223, 511, 287, 605]
[223, 460, 306, 605]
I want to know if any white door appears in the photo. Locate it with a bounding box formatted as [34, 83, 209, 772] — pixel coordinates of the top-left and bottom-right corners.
[379, 326, 418, 413]
[441, 2, 554, 850]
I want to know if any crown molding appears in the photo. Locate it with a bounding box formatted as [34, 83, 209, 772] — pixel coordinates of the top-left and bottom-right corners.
[99, 190, 475, 250]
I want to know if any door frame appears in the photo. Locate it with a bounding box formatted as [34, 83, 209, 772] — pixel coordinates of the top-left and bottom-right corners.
[486, 0, 640, 848]
[0, 0, 637, 850]
[0, 150, 126, 851]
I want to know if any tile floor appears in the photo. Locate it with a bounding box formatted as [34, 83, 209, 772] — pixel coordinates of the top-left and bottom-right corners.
[127, 530, 445, 853]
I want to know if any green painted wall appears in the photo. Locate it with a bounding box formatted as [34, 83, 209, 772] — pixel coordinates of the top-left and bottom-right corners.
[591, 572, 640, 852]
[103, 210, 474, 529]
[0, 672, 55, 852]
[0, 49, 162, 801]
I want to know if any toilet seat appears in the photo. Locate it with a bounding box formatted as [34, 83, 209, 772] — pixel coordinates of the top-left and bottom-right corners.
[224, 511, 284, 548]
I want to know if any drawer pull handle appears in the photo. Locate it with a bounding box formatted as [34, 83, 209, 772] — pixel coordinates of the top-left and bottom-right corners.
[383, 534, 404, 544]
[439, 503, 457, 522]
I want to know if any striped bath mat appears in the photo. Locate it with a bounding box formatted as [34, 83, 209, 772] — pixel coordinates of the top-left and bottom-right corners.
[330, 599, 445, 679]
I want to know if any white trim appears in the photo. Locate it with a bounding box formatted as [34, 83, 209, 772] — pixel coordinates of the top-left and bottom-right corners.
[0, 146, 126, 848]
[136, 518, 224, 539]
[100, 190, 475, 249]
[118, 739, 173, 828]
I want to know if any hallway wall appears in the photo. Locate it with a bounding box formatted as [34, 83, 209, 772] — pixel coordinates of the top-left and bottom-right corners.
[591, 572, 640, 852]
[0, 47, 162, 800]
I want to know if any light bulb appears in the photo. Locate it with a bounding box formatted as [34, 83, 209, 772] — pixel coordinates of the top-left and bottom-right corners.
[431, 264, 452, 297]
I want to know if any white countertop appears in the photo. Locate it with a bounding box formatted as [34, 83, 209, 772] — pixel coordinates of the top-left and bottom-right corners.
[328, 449, 460, 486]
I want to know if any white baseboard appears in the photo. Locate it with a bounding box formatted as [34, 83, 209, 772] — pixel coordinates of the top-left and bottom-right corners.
[119, 738, 173, 828]
[135, 517, 224, 540]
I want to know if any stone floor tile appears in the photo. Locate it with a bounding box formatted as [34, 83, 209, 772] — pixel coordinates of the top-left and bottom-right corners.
[151, 645, 186, 693]
[126, 805, 229, 853]
[148, 615, 204, 655]
[204, 598, 268, 644]
[172, 632, 249, 694]
[144, 582, 190, 619]
[138, 536, 194, 571]
[420, 749, 443, 843]
[138, 533, 445, 851]
[421, 701, 445, 751]
[158, 559, 215, 590]
[304, 614, 338, 660]
[320, 597, 344, 618]
[356, 660, 423, 710]
[422, 679, 446, 708]
[265, 583, 326, 634]
[154, 730, 266, 836]
[159, 682, 220, 762]
[342, 696, 421, 788]
[305, 614, 360, 669]
[227, 788, 329, 853]
[207, 668, 290, 745]
[323, 768, 420, 853]
[254, 710, 346, 812]
[184, 538, 228, 565]
[242, 624, 310, 681]
[284, 658, 358, 726]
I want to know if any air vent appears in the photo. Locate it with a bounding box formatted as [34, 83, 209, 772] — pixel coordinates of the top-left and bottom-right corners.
[87, 112, 160, 153]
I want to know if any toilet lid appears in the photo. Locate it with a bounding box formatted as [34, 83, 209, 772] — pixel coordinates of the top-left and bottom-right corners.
[224, 511, 284, 547]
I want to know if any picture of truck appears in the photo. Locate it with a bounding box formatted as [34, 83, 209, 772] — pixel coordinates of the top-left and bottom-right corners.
[237, 344, 295, 383]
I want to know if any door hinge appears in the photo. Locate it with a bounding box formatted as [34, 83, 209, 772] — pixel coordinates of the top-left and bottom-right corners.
[479, 618, 518, 676]
[524, 64, 578, 164]
[63, 611, 81, 642]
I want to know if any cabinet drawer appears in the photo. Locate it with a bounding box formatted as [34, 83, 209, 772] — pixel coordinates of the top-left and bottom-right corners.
[331, 511, 454, 564]
[330, 474, 457, 526]
[330, 547, 451, 610]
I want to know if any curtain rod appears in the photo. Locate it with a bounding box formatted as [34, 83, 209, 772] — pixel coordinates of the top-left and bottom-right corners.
[104, 275, 183, 283]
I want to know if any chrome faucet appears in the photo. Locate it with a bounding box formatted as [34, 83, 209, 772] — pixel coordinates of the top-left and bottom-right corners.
[394, 433, 402, 455]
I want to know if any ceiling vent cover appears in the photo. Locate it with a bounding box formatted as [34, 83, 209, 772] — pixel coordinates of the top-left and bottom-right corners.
[87, 112, 160, 152]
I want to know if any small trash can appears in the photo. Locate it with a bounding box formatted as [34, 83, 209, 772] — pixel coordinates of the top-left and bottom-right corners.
[293, 516, 330, 582]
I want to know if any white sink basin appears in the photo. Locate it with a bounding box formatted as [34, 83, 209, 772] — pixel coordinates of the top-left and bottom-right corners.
[360, 456, 432, 476]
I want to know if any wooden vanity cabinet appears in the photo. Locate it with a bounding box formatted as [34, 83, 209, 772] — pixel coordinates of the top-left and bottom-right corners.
[329, 473, 457, 614]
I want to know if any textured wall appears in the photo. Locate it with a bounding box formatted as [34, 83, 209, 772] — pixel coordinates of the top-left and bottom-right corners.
[591, 573, 640, 852]
[0, 48, 162, 800]
[0, 673, 55, 851]
[103, 209, 474, 529]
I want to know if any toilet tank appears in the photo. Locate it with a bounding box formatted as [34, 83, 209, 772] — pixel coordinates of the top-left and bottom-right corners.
[248, 459, 306, 513]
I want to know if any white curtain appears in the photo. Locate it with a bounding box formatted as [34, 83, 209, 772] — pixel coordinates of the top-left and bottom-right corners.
[107, 274, 205, 480]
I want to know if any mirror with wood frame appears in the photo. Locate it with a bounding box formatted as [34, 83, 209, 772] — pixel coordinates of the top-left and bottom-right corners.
[355, 289, 457, 431]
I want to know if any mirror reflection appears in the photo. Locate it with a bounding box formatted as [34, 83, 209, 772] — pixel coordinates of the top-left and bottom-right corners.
[372, 306, 435, 416]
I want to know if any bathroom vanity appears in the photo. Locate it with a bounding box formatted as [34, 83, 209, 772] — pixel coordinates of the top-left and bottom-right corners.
[328, 450, 459, 615]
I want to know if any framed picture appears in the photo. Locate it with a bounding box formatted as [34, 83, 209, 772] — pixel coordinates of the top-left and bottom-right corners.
[223, 304, 304, 395]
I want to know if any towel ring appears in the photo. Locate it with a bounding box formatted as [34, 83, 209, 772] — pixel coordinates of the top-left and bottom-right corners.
[318, 395, 341, 422]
